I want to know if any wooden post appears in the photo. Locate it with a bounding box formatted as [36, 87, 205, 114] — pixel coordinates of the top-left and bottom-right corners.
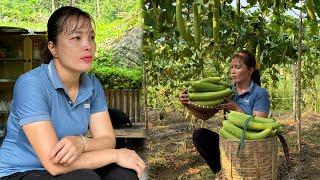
[137, 89, 141, 123]
[23, 37, 32, 73]
[134, 89, 139, 123]
[143, 57, 148, 129]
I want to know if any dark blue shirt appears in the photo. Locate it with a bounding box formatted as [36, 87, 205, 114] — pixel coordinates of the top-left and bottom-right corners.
[0, 61, 107, 177]
[232, 81, 270, 115]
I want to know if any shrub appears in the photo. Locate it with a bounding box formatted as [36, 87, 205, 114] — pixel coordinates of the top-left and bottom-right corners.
[91, 66, 142, 89]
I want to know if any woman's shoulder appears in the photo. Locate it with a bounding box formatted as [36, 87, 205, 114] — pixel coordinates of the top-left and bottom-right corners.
[16, 66, 45, 86]
[81, 73, 104, 92]
[82, 73, 101, 86]
[13, 67, 50, 100]
[252, 83, 269, 95]
[252, 82, 266, 90]
[85, 73, 99, 81]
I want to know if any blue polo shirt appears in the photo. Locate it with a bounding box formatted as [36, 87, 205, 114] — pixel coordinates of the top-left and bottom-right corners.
[232, 81, 270, 115]
[0, 61, 108, 177]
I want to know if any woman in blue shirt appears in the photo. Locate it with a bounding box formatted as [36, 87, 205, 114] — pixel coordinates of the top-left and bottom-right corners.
[179, 50, 270, 179]
[0, 6, 145, 180]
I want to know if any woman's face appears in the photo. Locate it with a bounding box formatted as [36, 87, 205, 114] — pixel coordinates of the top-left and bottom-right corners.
[230, 58, 253, 84]
[49, 16, 96, 73]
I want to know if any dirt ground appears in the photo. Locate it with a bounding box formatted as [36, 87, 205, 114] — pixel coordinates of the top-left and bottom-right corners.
[136, 110, 320, 180]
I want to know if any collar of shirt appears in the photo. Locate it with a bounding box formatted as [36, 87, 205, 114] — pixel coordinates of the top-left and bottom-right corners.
[47, 60, 93, 91]
[47, 60, 94, 107]
[232, 80, 254, 96]
[48, 60, 64, 90]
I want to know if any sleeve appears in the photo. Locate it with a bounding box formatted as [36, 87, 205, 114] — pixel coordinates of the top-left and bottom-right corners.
[90, 76, 108, 114]
[12, 75, 51, 126]
[252, 88, 270, 113]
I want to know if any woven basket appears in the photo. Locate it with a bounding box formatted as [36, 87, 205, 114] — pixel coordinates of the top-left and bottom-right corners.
[219, 136, 278, 180]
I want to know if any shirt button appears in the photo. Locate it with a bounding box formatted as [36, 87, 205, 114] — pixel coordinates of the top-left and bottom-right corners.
[69, 101, 72, 104]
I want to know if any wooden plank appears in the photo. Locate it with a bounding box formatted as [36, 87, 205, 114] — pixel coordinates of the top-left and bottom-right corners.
[110, 89, 116, 107]
[114, 128, 147, 138]
[128, 90, 134, 122]
[114, 123, 147, 138]
[0, 80, 15, 90]
[134, 89, 139, 123]
[123, 89, 128, 115]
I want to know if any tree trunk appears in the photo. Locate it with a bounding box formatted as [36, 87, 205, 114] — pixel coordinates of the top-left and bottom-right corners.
[51, 0, 55, 13]
[295, 3, 303, 153]
[70, 0, 75, 6]
[211, 0, 220, 43]
[95, 0, 100, 19]
[235, 0, 240, 16]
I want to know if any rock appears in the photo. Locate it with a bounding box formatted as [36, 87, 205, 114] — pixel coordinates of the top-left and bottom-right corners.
[111, 27, 142, 68]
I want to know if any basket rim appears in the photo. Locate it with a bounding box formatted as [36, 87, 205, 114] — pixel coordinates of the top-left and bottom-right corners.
[219, 135, 277, 142]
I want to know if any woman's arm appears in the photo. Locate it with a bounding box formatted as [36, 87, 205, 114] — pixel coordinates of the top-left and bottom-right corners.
[85, 111, 116, 151]
[23, 121, 144, 176]
[252, 88, 270, 118]
[49, 111, 115, 165]
[218, 102, 269, 118]
[252, 111, 268, 118]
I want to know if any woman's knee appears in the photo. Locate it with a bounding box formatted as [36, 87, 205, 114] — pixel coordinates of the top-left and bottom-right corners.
[193, 128, 209, 139]
[193, 128, 219, 145]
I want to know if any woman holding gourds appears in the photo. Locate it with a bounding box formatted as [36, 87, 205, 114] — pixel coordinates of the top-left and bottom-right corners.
[179, 50, 270, 179]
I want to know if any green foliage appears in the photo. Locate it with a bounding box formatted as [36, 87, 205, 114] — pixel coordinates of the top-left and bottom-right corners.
[0, 0, 141, 44]
[93, 48, 113, 66]
[91, 66, 142, 89]
[0, 0, 142, 90]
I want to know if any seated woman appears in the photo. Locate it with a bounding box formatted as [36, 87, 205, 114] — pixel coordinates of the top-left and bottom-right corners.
[179, 50, 270, 179]
[0, 6, 145, 180]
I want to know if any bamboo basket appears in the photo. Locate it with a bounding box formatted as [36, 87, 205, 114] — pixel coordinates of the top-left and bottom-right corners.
[219, 136, 278, 180]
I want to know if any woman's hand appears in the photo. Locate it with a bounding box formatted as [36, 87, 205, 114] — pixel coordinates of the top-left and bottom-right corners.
[179, 90, 190, 105]
[49, 136, 84, 166]
[115, 148, 146, 178]
[217, 97, 242, 112]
